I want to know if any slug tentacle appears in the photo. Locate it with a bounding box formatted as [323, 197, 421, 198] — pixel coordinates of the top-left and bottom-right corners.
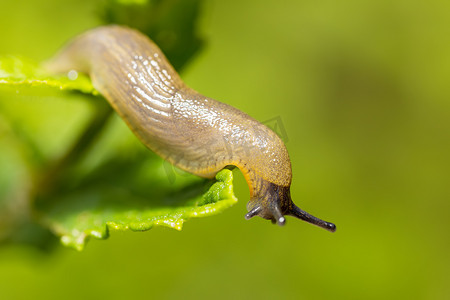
[46, 25, 336, 232]
[289, 205, 337, 232]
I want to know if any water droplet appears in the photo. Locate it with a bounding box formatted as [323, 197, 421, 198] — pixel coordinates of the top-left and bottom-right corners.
[68, 70, 78, 80]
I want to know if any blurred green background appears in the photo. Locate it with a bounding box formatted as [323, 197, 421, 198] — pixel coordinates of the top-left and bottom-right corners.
[1, 0, 449, 299]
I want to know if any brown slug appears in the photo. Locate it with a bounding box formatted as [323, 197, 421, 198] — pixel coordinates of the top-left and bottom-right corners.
[45, 25, 336, 232]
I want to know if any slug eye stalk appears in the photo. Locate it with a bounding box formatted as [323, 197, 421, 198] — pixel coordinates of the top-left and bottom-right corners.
[245, 204, 336, 232]
[289, 205, 336, 232]
[244, 180, 336, 231]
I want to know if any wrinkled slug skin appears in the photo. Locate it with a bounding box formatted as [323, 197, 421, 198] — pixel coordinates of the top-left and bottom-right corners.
[46, 26, 336, 230]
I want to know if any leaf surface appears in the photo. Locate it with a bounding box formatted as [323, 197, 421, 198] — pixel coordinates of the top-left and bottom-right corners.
[0, 0, 238, 250]
[0, 56, 97, 95]
[37, 169, 237, 251]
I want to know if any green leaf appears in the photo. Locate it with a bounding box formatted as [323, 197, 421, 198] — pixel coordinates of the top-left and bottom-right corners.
[37, 169, 237, 251]
[0, 0, 231, 251]
[0, 54, 238, 251]
[0, 55, 97, 95]
[0, 58, 239, 250]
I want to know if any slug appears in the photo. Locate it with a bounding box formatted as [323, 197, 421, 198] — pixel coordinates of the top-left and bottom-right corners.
[45, 25, 336, 232]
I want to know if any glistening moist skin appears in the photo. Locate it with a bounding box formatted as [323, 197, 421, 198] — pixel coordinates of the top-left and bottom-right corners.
[45, 25, 335, 231]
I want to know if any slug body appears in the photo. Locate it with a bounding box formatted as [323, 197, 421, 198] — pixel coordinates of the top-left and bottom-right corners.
[46, 26, 335, 231]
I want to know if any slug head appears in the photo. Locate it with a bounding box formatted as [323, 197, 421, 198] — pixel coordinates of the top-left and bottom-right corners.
[245, 181, 336, 232]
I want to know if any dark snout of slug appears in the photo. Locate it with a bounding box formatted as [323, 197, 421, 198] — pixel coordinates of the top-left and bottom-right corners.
[44, 25, 336, 233]
[244, 180, 336, 232]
